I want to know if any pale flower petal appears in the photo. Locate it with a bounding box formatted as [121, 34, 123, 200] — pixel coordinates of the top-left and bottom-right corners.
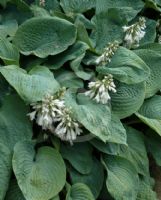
[123, 17, 146, 48]
[85, 74, 116, 104]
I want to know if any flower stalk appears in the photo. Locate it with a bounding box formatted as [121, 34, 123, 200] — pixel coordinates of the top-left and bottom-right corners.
[95, 41, 119, 66]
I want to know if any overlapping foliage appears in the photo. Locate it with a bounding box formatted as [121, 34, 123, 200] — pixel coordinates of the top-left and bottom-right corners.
[0, 0, 161, 199]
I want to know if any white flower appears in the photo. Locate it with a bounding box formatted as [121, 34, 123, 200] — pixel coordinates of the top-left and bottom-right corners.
[54, 108, 82, 145]
[28, 94, 65, 130]
[39, 0, 45, 6]
[95, 41, 119, 65]
[158, 35, 161, 44]
[28, 91, 83, 144]
[85, 74, 116, 104]
[123, 17, 146, 48]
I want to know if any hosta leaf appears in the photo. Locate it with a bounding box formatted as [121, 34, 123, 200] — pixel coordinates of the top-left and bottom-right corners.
[61, 143, 93, 174]
[145, 132, 161, 166]
[0, 37, 19, 65]
[0, 143, 12, 200]
[60, 0, 95, 13]
[75, 20, 94, 50]
[96, 0, 144, 22]
[108, 114, 127, 144]
[75, 93, 126, 144]
[5, 179, 25, 200]
[13, 141, 66, 200]
[70, 158, 104, 198]
[134, 47, 161, 98]
[0, 20, 18, 38]
[119, 126, 149, 175]
[97, 47, 150, 84]
[136, 112, 161, 136]
[65, 92, 126, 144]
[137, 178, 158, 200]
[75, 14, 94, 30]
[0, 94, 32, 151]
[0, 76, 9, 102]
[46, 42, 88, 70]
[55, 70, 83, 89]
[94, 8, 125, 50]
[102, 155, 139, 200]
[145, 0, 161, 12]
[140, 19, 157, 46]
[90, 139, 120, 155]
[139, 95, 161, 119]
[111, 82, 145, 119]
[136, 95, 161, 136]
[35, 0, 61, 12]
[31, 5, 51, 17]
[94, 0, 145, 50]
[97, 0, 144, 13]
[138, 43, 161, 53]
[0, 65, 60, 102]
[66, 183, 95, 200]
[13, 17, 77, 58]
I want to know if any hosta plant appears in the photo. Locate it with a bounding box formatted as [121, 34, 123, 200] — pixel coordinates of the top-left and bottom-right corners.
[0, 0, 161, 200]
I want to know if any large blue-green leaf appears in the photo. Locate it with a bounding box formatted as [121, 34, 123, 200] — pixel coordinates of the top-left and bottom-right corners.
[139, 95, 161, 120]
[61, 143, 93, 174]
[0, 65, 60, 102]
[0, 94, 32, 151]
[13, 17, 77, 58]
[144, 0, 161, 12]
[119, 126, 149, 176]
[66, 183, 95, 200]
[102, 155, 139, 200]
[0, 37, 19, 65]
[0, 20, 18, 38]
[96, 0, 144, 14]
[97, 47, 150, 84]
[13, 141, 66, 200]
[0, 143, 12, 200]
[70, 158, 104, 198]
[5, 179, 25, 200]
[111, 82, 145, 119]
[136, 95, 161, 136]
[94, 8, 125, 50]
[65, 92, 126, 144]
[139, 19, 157, 46]
[134, 45, 161, 98]
[55, 70, 83, 89]
[60, 0, 95, 13]
[145, 132, 161, 167]
[35, 0, 61, 12]
[90, 139, 120, 155]
[94, 0, 144, 50]
[46, 42, 88, 70]
[137, 178, 158, 200]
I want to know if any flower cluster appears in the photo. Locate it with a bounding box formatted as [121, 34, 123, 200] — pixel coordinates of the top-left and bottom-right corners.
[95, 41, 119, 65]
[28, 92, 82, 144]
[54, 108, 82, 142]
[158, 35, 161, 44]
[39, 0, 45, 6]
[85, 74, 116, 104]
[123, 17, 146, 48]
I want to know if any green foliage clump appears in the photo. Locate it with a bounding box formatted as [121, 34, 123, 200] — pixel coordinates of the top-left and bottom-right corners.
[0, 0, 161, 200]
